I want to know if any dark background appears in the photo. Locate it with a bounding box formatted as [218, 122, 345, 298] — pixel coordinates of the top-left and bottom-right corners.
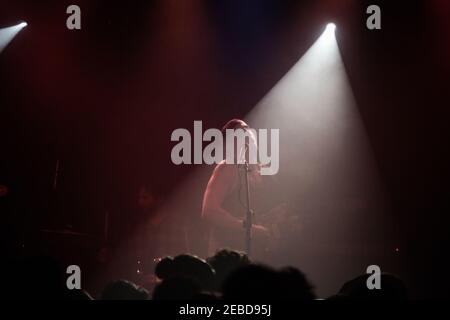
[1, 0, 450, 298]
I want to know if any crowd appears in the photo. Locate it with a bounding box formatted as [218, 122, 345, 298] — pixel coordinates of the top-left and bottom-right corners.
[3, 249, 407, 300]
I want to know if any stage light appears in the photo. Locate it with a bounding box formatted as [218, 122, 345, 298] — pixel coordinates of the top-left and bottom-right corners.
[326, 23, 336, 32]
[321, 23, 337, 47]
[0, 21, 28, 53]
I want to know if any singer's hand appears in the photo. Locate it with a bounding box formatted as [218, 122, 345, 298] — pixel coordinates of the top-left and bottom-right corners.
[267, 203, 288, 219]
[252, 224, 270, 246]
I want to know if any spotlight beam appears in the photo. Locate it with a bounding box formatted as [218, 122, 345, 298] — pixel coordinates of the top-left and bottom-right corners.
[0, 21, 28, 53]
[326, 23, 336, 32]
[243, 23, 389, 296]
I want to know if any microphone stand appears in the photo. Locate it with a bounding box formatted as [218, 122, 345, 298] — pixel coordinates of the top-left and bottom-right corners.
[241, 146, 253, 258]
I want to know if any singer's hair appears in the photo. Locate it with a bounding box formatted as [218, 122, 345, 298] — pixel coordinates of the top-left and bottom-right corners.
[221, 119, 258, 164]
[221, 119, 249, 138]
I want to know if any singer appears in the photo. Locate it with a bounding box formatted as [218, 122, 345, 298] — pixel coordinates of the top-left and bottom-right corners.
[201, 119, 283, 258]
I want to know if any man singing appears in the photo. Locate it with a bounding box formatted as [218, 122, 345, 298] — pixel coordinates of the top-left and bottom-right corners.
[201, 119, 283, 259]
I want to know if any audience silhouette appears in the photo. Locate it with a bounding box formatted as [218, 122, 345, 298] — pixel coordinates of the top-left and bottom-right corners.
[3, 250, 408, 300]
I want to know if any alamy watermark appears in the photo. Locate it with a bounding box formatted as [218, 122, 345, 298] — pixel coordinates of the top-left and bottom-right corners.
[66, 264, 81, 290]
[366, 265, 381, 290]
[65, 4, 381, 31]
[170, 121, 280, 175]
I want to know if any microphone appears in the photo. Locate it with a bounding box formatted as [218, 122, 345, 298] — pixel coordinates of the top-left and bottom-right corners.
[238, 142, 249, 164]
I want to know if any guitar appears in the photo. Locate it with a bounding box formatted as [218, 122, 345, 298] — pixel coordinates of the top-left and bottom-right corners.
[252, 202, 302, 255]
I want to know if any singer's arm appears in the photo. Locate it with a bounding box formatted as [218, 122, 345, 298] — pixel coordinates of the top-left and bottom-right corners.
[202, 162, 268, 235]
[202, 162, 243, 231]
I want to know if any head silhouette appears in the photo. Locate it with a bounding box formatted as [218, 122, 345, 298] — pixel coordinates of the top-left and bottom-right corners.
[152, 276, 201, 300]
[101, 280, 149, 300]
[333, 273, 407, 300]
[207, 249, 250, 291]
[222, 264, 315, 300]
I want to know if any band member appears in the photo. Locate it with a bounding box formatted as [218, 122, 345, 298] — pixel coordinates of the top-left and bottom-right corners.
[136, 184, 187, 261]
[201, 119, 284, 259]
[134, 184, 168, 259]
[137, 185, 164, 227]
